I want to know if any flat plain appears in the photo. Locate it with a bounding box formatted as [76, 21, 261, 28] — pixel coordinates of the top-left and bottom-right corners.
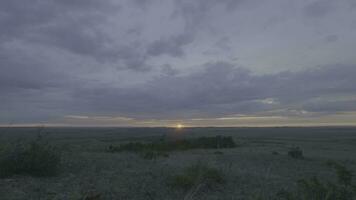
[0, 127, 356, 200]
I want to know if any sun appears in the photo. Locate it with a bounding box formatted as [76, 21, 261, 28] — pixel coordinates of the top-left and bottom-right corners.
[176, 123, 184, 129]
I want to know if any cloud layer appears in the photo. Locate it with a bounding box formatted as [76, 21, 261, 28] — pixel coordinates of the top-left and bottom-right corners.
[1, 0, 356, 126]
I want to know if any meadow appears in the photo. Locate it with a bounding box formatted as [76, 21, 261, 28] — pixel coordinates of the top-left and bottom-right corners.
[0, 127, 356, 200]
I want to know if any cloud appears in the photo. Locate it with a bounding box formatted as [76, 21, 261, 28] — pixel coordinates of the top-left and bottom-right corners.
[303, 0, 335, 18]
[0, 0, 195, 71]
[147, 34, 194, 57]
[59, 63, 356, 121]
[1, 53, 356, 124]
[324, 34, 339, 43]
[303, 98, 356, 113]
[160, 64, 179, 76]
[173, 0, 246, 24]
[0, 45, 74, 92]
[0, 0, 153, 70]
[0, 0, 118, 42]
[1, 1, 356, 125]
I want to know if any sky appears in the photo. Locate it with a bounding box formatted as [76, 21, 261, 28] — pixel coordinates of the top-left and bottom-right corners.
[1, 0, 356, 127]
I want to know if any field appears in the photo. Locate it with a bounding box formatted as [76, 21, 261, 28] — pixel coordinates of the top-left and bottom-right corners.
[1, 127, 356, 200]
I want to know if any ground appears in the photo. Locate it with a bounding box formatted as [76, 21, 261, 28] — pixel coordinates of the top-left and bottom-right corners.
[0, 127, 356, 199]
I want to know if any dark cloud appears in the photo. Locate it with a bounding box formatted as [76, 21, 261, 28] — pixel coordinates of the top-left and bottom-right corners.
[303, 99, 356, 113]
[0, 0, 124, 66]
[0, 1, 355, 125]
[0, 0, 146, 68]
[1, 54, 356, 123]
[0, 0, 117, 41]
[0, 0, 194, 71]
[304, 0, 335, 18]
[0, 46, 74, 92]
[172, 0, 246, 30]
[324, 34, 339, 43]
[350, 0, 356, 9]
[147, 34, 194, 57]
[57, 63, 356, 120]
[160, 64, 179, 76]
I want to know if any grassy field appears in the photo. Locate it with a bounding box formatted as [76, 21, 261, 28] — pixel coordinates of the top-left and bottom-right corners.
[0, 127, 356, 199]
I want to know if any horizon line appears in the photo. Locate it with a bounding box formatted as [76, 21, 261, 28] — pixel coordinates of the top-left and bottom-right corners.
[1, 125, 356, 128]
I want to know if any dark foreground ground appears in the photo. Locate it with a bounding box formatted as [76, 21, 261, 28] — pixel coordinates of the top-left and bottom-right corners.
[0, 127, 356, 199]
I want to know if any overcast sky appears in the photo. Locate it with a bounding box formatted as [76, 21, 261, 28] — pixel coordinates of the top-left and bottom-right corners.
[1, 0, 356, 127]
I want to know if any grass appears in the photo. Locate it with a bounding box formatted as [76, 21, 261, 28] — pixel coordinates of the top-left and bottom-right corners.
[170, 162, 225, 190]
[1, 127, 356, 199]
[277, 161, 356, 200]
[0, 135, 61, 178]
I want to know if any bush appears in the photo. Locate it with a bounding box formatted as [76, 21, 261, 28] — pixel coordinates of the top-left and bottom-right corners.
[0, 136, 61, 178]
[107, 136, 237, 154]
[140, 150, 169, 160]
[170, 163, 225, 190]
[288, 147, 303, 159]
[214, 151, 224, 155]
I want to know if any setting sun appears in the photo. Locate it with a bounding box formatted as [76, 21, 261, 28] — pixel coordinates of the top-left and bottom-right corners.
[176, 123, 184, 129]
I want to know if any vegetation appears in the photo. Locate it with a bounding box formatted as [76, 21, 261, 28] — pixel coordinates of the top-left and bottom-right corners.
[277, 161, 356, 200]
[81, 192, 102, 200]
[214, 151, 224, 155]
[1, 127, 356, 199]
[170, 162, 225, 190]
[288, 146, 304, 159]
[140, 150, 169, 160]
[0, 135, 61, 178]
[107, 135, 236, 154]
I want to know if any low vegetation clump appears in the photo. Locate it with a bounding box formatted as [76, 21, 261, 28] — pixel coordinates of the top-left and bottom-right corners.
[170, 162, 225, 190]
[81, 191, 102, 200]
[0, 135, 61, 178]
[140, 150, 169, 160]
[288, 147, 304, 159]
[107, 136, 236, 154]
[277, 161, 356, 200]
[214, 151, 224, 155]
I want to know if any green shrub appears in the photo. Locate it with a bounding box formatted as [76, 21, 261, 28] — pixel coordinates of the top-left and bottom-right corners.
[0, 136, 61, 178]
[288, 147, 303, 159]
[170, 163, 224, 190]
